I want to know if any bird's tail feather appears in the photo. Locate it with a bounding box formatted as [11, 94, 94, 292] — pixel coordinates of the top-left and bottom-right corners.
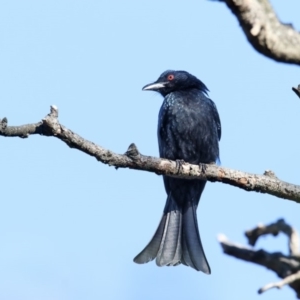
[133, 213, 167, 264]
[156, 197, 182, 266]
[181, 201, 211, 274]
[133, 194, 182, 266]
[134, 195, 210, 274]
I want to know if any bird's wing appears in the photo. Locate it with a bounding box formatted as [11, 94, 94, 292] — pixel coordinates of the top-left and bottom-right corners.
[210, 100, 221, 141]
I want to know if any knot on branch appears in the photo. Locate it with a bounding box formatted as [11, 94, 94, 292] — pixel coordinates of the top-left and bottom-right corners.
[0, 117, 8, 130]
[250, 21, 261, 36]
[42, 105, 61, 136]
[50, 105, 59, 118]
[264, 169, 277, 178]
[125, 143, 140, 161]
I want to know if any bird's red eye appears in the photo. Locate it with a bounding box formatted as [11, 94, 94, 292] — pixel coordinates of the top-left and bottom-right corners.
[167, 74, 174, 81]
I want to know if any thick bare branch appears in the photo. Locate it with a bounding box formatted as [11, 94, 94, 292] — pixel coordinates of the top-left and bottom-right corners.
[1, 106, 300, 203]
[218, 0, 300, 66]
[218, 234, 299, 276]
[218, 232, 300, 298]
[245, 219, 300, 256]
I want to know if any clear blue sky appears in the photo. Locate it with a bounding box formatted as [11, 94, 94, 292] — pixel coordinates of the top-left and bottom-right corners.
[1, 1, 299, 299]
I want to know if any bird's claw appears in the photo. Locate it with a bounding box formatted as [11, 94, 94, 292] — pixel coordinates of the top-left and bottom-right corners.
[175, 159, 185, 174]
[199, 163, 207, 174]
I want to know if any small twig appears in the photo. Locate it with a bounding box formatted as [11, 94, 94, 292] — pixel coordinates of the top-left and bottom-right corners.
[292, 85, 300, 99]
[258, 270, 300, 294]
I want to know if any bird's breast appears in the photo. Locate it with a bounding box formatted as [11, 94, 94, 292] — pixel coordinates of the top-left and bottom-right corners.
[158, 98, 198, 162]
[157, 92, 219, 164]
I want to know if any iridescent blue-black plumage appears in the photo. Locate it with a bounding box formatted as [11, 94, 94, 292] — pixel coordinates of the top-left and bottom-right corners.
[134, 70, 221, 273]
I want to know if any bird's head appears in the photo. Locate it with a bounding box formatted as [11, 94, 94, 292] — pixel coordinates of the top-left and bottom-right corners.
[142, 70, 208, 97]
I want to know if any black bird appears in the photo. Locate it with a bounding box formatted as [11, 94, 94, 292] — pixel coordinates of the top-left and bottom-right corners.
[134, 70, 221, 273]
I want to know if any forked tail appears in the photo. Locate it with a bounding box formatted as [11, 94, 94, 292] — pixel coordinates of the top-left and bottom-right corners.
[133, 194, 210, 273]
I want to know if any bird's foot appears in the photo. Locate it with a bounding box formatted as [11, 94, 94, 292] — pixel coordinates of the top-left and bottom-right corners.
[199, 163, 207, 174]
[175, 159, 185, 174]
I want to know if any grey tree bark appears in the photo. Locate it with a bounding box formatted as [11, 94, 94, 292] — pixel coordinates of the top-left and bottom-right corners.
[217, 0, 300, 66]
[1, 105, 300, 203]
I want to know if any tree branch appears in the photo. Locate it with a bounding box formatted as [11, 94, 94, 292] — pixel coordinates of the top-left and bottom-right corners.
[217, 0, 300, 66]
[218, 233, 299, 277]
[1, 106, 300, 203]
[218, 222, 300, 298]
[258, 271, 300, 295]
[245, 219, 300, 256]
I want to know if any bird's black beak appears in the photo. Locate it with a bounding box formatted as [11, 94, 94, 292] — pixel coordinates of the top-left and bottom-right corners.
[142, 81, 167, 91]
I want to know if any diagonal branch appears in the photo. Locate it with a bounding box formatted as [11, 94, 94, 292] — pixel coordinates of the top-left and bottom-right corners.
[217, 0, 300, 66]
[1, 106, 300, 203]
[218, 233, 300, 277]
